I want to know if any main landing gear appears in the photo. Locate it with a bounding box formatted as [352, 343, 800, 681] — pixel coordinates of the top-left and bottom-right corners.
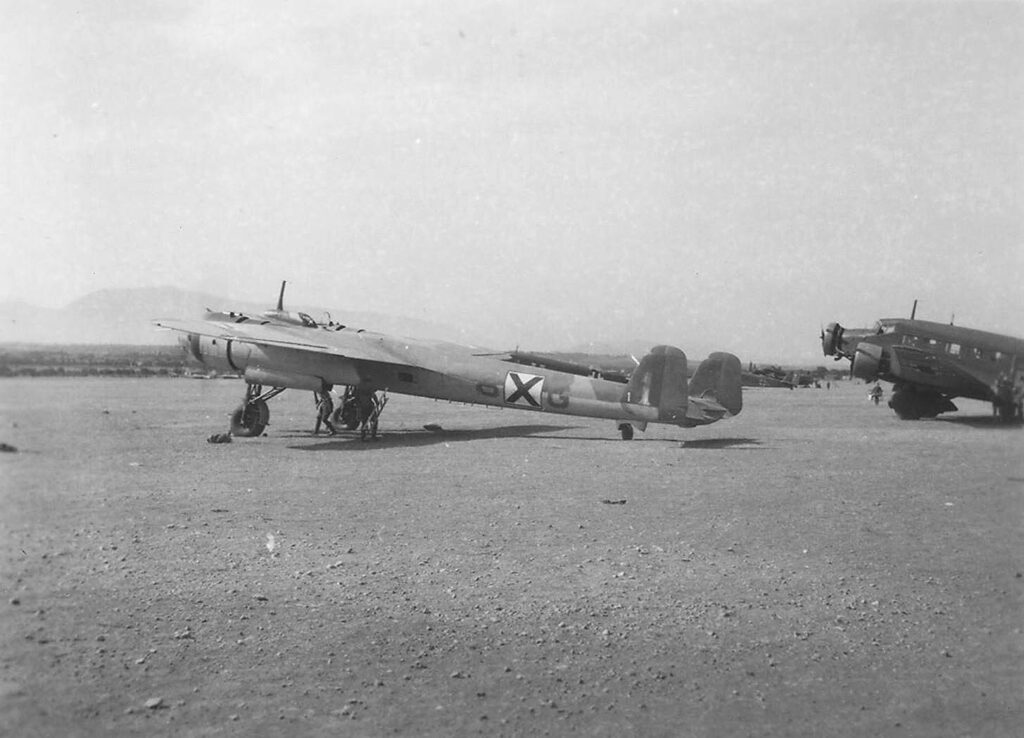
[887, 385, 957, 420]
[230, 384, 285, 436]
[994, 399, 1023, 423]
[333, 387, 388, 441]
[228, 383, 389, 440]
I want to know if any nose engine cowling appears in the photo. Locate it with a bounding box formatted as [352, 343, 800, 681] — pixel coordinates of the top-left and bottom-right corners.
[822, 322, 844, 357]
[851, 342, 885, 381]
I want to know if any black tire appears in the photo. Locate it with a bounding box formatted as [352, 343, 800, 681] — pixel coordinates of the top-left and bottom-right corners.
[996, 402, 1017, 423]
[889, 393, 920, 420]
[341, 402, 360, 430]
[619, 423, 634, 440]
[230, 400, 269, 437]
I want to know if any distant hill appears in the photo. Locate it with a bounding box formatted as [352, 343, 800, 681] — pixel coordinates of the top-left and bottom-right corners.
[0, 286, 488, 346]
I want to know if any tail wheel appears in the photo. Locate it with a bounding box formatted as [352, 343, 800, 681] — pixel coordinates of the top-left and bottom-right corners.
[231, 399, 269, 437]
[618, 423, 634, 440]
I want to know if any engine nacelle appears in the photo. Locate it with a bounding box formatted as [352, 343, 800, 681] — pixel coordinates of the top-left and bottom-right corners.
[852, 342, 885, 381]
[244, 367, 325, 392]
[180, 333, 251, 374]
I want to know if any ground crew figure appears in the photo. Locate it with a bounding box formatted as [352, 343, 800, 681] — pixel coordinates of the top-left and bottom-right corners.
[314, 391, 338, 435]
[354, 387, 376, 424]
[353, 387, 384, 440]
[870, 383, 883, 405]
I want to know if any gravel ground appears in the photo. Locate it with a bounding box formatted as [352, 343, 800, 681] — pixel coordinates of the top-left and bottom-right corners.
[1, 377, 1022, 737]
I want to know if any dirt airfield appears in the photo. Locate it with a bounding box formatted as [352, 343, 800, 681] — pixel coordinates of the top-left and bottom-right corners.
[1, 377, 1021, 737]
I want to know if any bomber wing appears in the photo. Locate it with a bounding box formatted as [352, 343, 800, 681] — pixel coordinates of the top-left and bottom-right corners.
[154, 317, 466, 374]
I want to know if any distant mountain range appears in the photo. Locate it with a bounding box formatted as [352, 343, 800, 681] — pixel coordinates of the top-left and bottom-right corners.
[0, 287, 490, 347]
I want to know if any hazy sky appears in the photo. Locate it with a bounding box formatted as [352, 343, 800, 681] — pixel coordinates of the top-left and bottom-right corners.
[1, 1, 1021, 361]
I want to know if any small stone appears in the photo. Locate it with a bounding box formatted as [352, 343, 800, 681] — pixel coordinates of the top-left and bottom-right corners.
[145, 697, 164, 710]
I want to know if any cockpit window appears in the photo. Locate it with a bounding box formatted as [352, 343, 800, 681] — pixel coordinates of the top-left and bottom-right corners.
[299, 313, 317, 328]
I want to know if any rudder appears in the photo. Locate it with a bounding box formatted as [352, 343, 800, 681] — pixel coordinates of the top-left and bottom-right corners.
[627, 345, 689, 420]
[689, 352, 743, 416]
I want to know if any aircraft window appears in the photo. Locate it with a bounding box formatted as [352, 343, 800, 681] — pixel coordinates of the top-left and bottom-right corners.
[880, 324, 896, 334]
[902, 334, 920, 346]
[947, 343, 960, 357]
[299, 313, 317, 327]
[971, 347, 983, 360]
[994, 351, 1004, 361]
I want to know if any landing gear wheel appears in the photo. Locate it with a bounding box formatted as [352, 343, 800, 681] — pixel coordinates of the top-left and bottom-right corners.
[888, 392, 920, 421]
[996, 402, 1017, 423]
[334, 401, 360, 430]
[231, 399, 269, 437]
[618, 423, 634, 440]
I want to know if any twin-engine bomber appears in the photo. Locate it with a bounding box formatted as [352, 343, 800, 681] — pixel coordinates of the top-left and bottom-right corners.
[155, 284, 743, 440]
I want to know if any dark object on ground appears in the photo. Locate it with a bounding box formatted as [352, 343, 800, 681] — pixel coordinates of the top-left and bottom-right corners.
[206, 433, 232, 444]
[601, 498, 627, 505]
[0, 442, 17, 453]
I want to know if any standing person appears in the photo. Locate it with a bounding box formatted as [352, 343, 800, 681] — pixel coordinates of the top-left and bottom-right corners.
[869, 383, 883, 405]
[314, 391, 338, 435]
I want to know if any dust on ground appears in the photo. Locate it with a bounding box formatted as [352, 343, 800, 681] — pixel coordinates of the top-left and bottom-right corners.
[1, 378, 1022, 737]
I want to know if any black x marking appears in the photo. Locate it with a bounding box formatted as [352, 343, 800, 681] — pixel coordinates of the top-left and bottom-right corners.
[506, 373, 543, 406]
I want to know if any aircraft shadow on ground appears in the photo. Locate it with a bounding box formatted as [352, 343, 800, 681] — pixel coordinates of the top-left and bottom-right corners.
[285, 423, 586, 450]
[680, 437, 765, 450]
[935, 415, 1023, 428]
